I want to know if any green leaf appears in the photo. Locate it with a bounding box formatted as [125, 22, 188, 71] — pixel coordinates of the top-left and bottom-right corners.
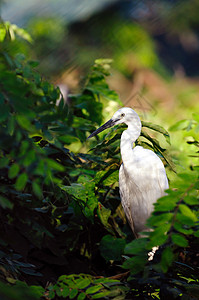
[169, 119, 191, 131]
[47, 158, 65, 172]
[55, 288, 62, 297]
[147, 224, 170, 249]
[193, 230, 199, 237]
[32, 181, 43, 198]
[192, 112, 199, 123]
[69, 289, 78, 299]
[154, 196, 178, 212]
[48, 290, 55, 299]
[96, 169, 119, 186]
[171, 234, 188, 247]
[100, 235, 126, 261]
[147, 213, 173, 227]
[0, 102, 9, 122]
[77, 293, 86, 300]
[16, 115, 33, 131]
[7, 115, 15, 135]
[122, 256, 146, 274]
[58, 135, 80, 144]
[75, 278, 91, 289]
[0, 157, 9, 168]
[91, 291, 111, 299]
[22, 149, 36, 167]
[11, 23, 33, 43]
[176, 213, 195, 226]
[183, 196, 198, 205]
[62, 286, 70, 297]
[179, 204, 197, 223]
[142, 121, 170, 144]
[95, 58, 113, 65]
[86, 285, 102, 294]
[0, 196, 13, 209]
[124, 238, 148, 255]
[8, 163, 20, 179]
[15, 173, 28, 191]
[0, 24, 6, 42]
[173, 222, 193, 235]
[161, 247, 174, 272]
[97, 203, 111, 228]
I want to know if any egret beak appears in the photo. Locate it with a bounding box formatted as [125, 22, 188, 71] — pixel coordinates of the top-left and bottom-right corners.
[88, 118, 117, 139]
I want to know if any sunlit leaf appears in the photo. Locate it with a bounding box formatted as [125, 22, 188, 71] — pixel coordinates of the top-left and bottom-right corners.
[169, 119, 191, 131]
[179, 204, 197, 223]
[86, 285, 102, 294]
[97, 203, 111, 229]
[75, 278, 90, 289]
[142, 121, 170, 144]
[0, 23, 6, 41]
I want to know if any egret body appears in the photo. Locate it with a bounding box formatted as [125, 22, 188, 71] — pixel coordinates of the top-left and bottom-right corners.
[88, 107, 169, 237]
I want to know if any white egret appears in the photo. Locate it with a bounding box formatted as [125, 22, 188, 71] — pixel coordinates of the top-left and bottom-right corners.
[88, 107, 169, 238]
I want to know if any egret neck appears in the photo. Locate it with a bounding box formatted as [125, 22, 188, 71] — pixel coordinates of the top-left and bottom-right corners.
[120, 116, 142, 163]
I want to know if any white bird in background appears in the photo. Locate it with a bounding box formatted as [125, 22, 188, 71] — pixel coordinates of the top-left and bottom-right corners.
[88, 107, 169, 238]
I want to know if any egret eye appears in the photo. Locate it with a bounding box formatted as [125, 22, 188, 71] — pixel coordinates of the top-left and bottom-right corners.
[121, 113, 125, 117]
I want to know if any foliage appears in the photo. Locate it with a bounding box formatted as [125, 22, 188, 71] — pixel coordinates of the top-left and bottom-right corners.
[47, 273, 128, 300]
[0, 21, 198, 300]
[121, 115, 199, 298]
[0, 280, 44, 300]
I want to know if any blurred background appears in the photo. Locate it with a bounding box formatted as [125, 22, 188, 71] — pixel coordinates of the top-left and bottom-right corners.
[1, 0, 199, 126]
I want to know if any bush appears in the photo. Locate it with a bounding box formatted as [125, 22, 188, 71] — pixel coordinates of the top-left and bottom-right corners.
[0, 22, 198, 299]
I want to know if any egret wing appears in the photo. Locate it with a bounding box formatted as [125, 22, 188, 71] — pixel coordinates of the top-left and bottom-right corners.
[119, 146, 169, 235]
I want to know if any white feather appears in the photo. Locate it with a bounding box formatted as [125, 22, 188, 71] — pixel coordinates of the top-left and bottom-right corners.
[89, 107, 169, 237]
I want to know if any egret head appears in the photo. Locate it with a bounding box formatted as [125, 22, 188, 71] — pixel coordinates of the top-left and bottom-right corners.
[88, 107, 141, 139]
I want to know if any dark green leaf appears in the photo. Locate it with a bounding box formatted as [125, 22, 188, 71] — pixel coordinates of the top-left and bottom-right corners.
[32, 181, 43, 198]
[48, 290, 55, 299]
[69, 289, 78, 299]
[7, 115, 15, 135]
[122, 256, 146, 274]
[0, 157, 9, 168]
[0, 196, 13, 209]
[171, 234, 188, 247]
[62, 286, 70, 297]
[77, 293, 86, 300]
[8, 163, 20, 179]
[15, 173, 28, 191]
[124, 238, 147, 255]
[161, 247, 174, 272]
[100, 235, 126, 261]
